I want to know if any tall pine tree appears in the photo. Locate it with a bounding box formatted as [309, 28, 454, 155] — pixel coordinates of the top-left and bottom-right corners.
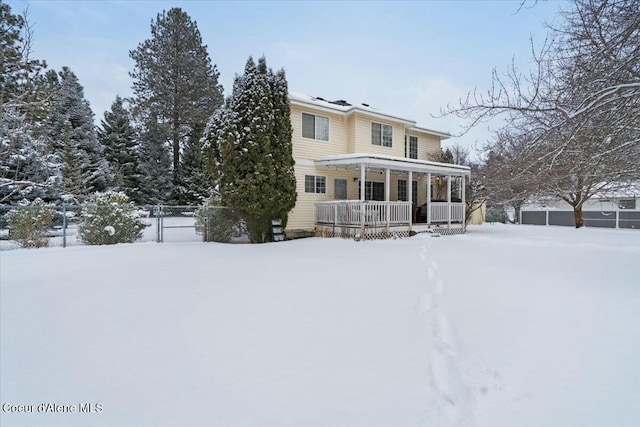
[129, 7, 224, 185]
[47, 67, 111, 199]
[204, 56, 296, 242]
[97, 96, 143, 202]
[137, 114, 173, 204]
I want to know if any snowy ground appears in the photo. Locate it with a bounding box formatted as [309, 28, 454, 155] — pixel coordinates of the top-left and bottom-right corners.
[1, 224, 639, 426]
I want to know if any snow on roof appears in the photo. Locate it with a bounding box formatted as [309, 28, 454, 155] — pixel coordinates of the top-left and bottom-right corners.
[288, 91, 450, 139]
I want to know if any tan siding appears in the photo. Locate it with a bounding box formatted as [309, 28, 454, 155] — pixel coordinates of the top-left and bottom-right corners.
[291, 104, 348, 161]
[406, 129, 442, 161]
[347, 114, 356, 153]
[288, 165, 360, 231]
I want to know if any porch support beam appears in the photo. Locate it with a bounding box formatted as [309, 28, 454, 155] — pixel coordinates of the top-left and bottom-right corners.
[426, 173, 431, 225]
[360, 164, 366, 201]
[385, 168, 390, 201]
[385, 168, 390, 232]
[447, 175, 452, 228]
[408, 170, 413, 224]
[461, 175, 466, 230]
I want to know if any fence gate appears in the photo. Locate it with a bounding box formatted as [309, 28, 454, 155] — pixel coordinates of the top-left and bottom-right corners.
[155, 205, 203, 243]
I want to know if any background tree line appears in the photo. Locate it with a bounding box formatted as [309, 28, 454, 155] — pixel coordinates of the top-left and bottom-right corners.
[1, 4, 296, 240]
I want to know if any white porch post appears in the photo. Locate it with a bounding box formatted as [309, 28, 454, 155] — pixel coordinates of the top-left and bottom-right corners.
[385, 168, 390, 231]
[385, 169, 390, 201]
[447, 175, 452, 228]
[461, 175, 466, 230]
[408, 170, 413, 225]
[360, 164, 366, 201]
[426, 173, 431, 225]
[360, 163, 366, 234]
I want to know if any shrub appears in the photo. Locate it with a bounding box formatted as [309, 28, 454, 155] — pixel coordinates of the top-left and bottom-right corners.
[195, 196, 245, 243]
[78, 191, 146, 245]
[6, 198, 54, 248]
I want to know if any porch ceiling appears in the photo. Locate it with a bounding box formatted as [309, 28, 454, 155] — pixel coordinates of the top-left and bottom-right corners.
[315, 153, 471, 176]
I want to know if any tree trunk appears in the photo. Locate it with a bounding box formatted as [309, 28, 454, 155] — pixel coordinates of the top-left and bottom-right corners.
[573, 205, 584, 228]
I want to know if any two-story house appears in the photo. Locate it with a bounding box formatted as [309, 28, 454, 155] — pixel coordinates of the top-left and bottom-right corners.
[287, 93, 470, 239]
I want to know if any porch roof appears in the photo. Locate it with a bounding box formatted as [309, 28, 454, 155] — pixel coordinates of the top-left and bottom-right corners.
[315, 153, 471, 176]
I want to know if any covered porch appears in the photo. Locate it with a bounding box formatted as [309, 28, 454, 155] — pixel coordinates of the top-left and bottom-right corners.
[314, 154, 471, 239]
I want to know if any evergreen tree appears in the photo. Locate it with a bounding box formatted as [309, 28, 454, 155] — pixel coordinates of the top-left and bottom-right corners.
[137, 114, 173, 204]
[0, 108, 60, 203]
[46, 67, 111, 199]
[0, 2, 48, 117]
[204, 56, 296, 242]
[97, 96, 143, 202]
[172, 125, 215, 204]
[129, 7, 224, 183]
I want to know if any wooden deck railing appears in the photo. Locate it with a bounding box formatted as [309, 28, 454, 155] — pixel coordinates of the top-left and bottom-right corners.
[316, 201, 412, 227]
[430, 202, 465, 223]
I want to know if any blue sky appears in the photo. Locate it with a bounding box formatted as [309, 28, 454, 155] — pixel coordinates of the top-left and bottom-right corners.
[8, 0, 566, 152]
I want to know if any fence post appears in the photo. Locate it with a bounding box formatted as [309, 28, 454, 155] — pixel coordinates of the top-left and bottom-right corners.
[204, 205, 208, 242]
[62, 205, 67, 248]
[156, 204, 162, 243]
[545, 210, 549, 226]
[615, 210, 619, 229]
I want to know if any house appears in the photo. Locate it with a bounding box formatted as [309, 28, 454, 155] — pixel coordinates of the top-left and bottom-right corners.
[285, 93, 471, 239]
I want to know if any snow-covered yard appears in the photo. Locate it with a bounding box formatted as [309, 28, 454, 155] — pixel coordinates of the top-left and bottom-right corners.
[1, 224, 638, 427]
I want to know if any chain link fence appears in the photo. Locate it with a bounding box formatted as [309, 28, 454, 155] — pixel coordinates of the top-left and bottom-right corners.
[0, 204, 249, 251]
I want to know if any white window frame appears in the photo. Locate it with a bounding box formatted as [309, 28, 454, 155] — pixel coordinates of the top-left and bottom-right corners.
[304, 175, 326, 194]
[371, 122, 393, 148]
[409, 136, 418, 159]
[301, 112, 329, 142]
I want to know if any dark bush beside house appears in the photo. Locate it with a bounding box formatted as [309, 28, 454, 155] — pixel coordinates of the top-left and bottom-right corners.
[7, 198, 55, 248]
[195, 197, 245, 243]
[78, 191, 147, 245]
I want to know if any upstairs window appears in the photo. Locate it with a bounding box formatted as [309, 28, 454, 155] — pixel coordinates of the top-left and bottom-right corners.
[409, 136, 418, 159]
[302, 113, 329, 141]
[372, 122, 393, 147]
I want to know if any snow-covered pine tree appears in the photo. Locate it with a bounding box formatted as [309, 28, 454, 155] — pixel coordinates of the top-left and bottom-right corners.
[47, 67, 112, 199]
[0, 2, 48, 118]
[137, 114, 173, 204]
[129, 7, 224, 184]
[209, 56, 296, 242]
[97, 96, 143, 202]
[173, 125, 215, 204]
[266, 65, 296, 226]
[0, 108, 60, 203]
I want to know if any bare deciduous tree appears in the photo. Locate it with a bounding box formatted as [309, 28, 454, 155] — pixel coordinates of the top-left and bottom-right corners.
[441, 0, 640, 227]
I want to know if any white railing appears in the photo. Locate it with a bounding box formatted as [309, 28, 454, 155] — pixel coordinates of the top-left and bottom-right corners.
[430, 202, 465, 223]
[316, 200, 412, 227]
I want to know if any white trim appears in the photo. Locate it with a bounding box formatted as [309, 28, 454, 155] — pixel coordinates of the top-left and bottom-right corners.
[315, 153, 471, 176]
[294, 158, 315, 166]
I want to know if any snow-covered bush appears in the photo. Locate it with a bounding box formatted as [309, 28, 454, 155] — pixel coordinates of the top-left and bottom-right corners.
[195, 196, 244, 243]
[6, 198, 55, 248]
[78, 191, 146, 245]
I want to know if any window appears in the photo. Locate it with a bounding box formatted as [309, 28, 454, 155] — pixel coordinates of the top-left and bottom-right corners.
[358, 181, 385, 201]
[409, 136, 418, 159]
[302, 113, 329, 141]
[305, 175, 326, 194]
[334, 179, 347, 200]
[398, 180, 418, 202]
[398, 180, 407, 201]
[371, 122, 393, 147]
